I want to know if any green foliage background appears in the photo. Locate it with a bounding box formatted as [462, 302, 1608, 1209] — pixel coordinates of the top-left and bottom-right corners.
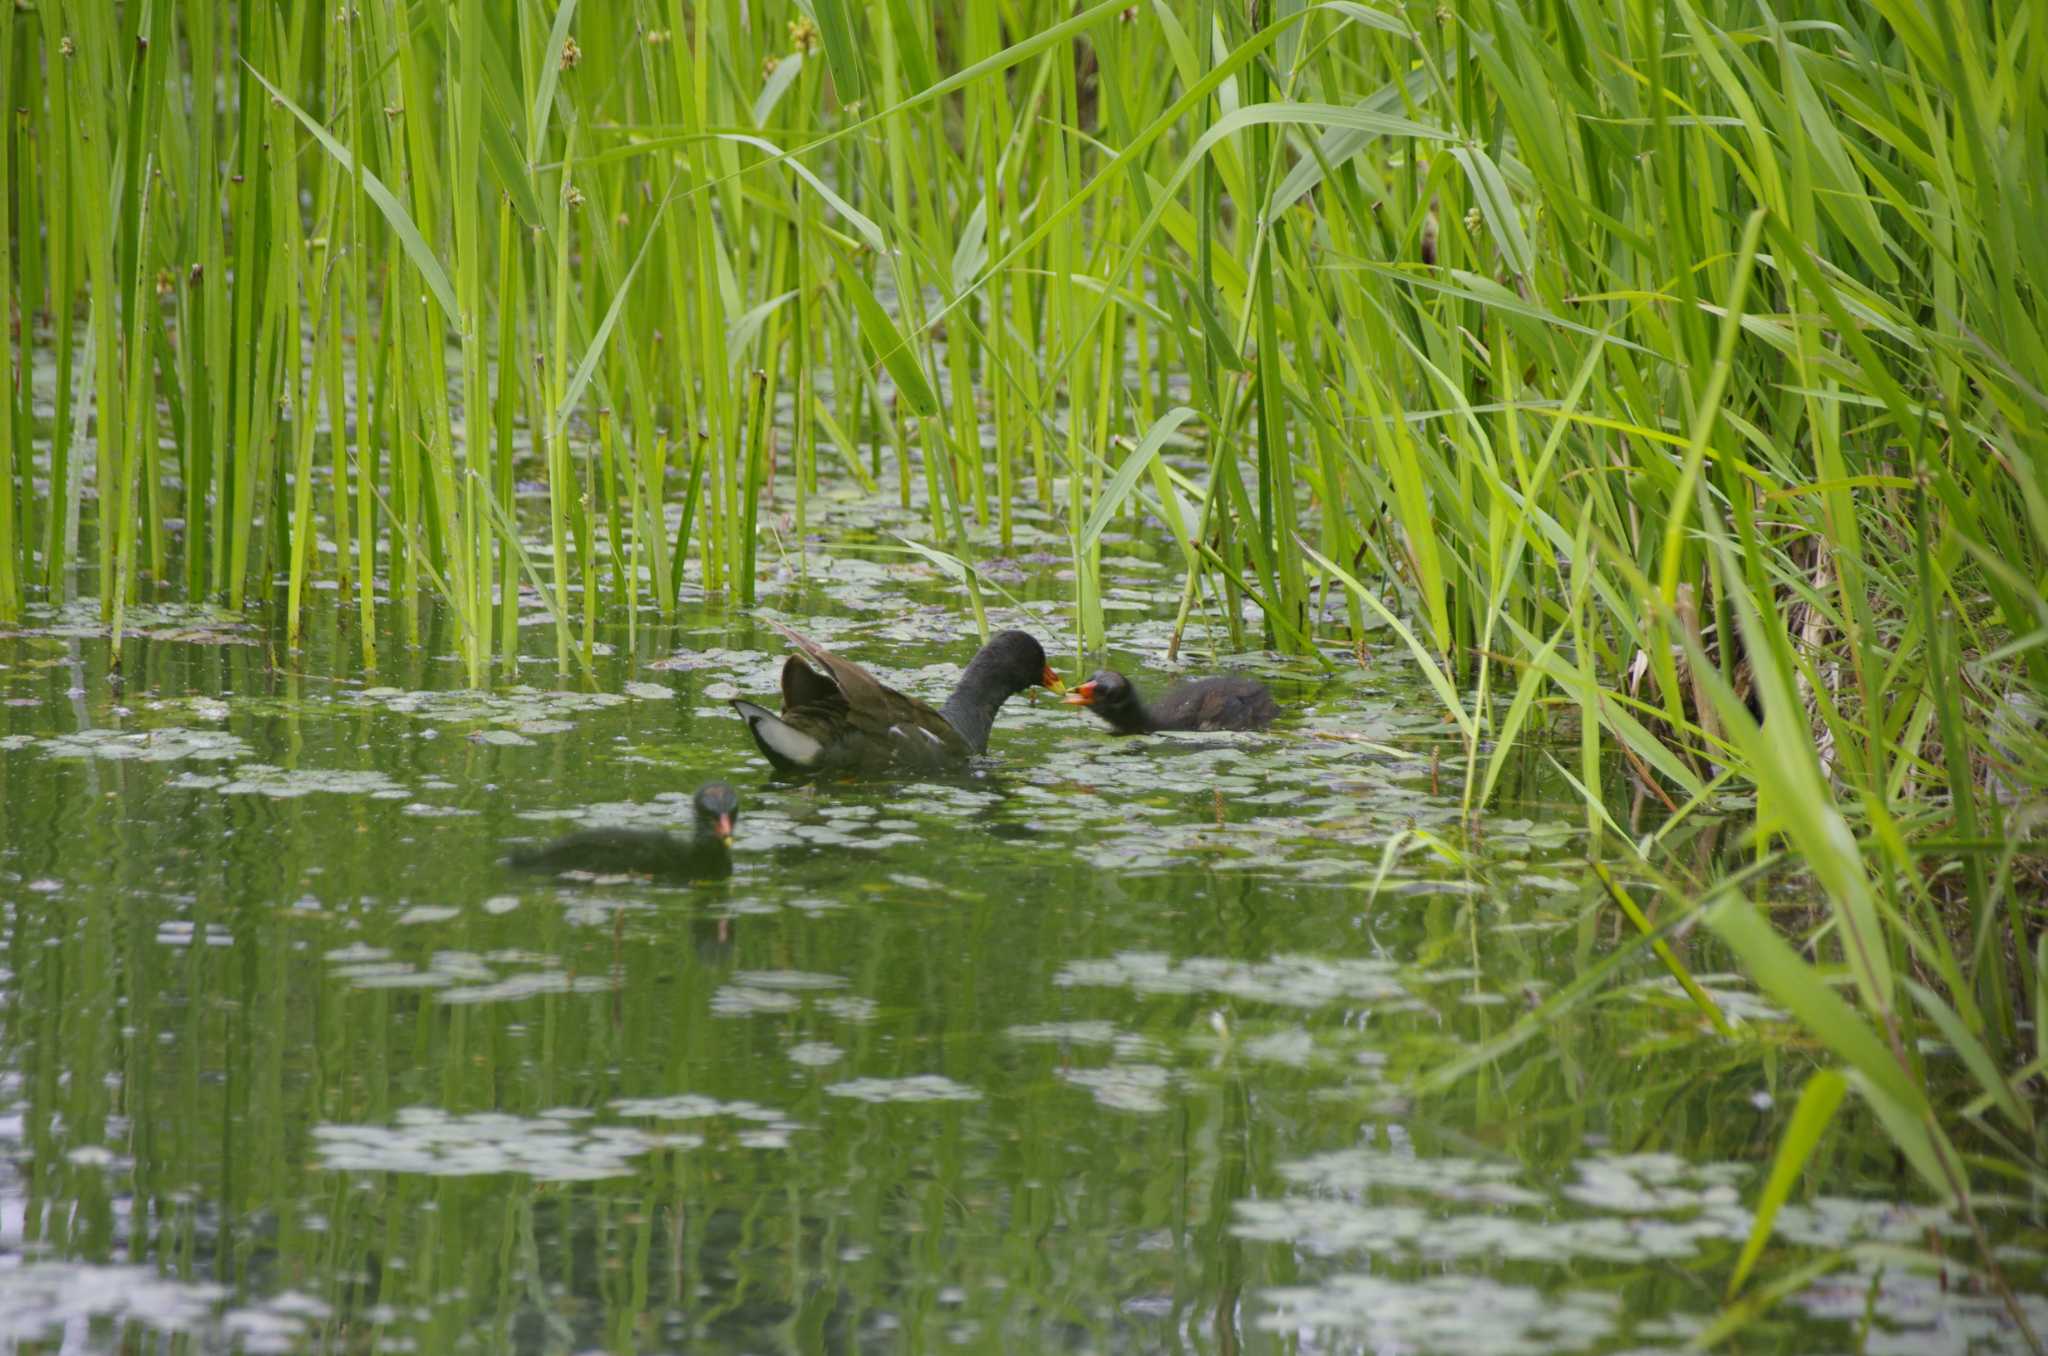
[1, 0, 2044, 1333]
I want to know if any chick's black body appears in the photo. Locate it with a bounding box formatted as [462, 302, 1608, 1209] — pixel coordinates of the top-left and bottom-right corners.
[1066, 669, 1279, 735]
[510, 783, 739, 880]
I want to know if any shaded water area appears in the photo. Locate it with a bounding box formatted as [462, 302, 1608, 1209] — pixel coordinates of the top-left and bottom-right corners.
[3, 499, 2044, 1354]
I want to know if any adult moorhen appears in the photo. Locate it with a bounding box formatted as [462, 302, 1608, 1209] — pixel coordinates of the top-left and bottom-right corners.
[1063, 668, 1279, 735]
[731, 619, 1061, 774]
[509, 782, 739, 879]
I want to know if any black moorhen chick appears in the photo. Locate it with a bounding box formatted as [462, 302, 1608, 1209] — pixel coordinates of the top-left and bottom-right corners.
[1064, 668, 1279, 735]
[731, 620, 1061, 775]
[509, 782, 739, 879]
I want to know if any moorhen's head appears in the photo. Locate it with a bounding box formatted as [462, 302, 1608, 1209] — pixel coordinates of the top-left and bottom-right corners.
[692, 782, 740, 845]
[1062, 669, 1146, 731]
[976, 630, 1064, 698]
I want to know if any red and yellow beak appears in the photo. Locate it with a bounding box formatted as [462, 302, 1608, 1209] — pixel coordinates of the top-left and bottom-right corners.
[1040, 665, 1067, 694]
[1062, 680, 1099, 707]
[714, 813, 734, 846]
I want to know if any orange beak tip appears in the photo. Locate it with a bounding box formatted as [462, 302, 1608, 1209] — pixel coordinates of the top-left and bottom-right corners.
[1063, 682, 1097, 707]
[1041, 665, 1066, 693]
[716, 815, 734, 843]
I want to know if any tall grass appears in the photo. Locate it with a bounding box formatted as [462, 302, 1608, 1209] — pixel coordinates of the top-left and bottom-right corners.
[2, 0, 2044, 1336]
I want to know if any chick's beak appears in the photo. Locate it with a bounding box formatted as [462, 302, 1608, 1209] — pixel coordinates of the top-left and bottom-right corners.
[1041, 665, 1066, 694]
[715, 813, 734, 846]
[1062, 680, 1099, 707]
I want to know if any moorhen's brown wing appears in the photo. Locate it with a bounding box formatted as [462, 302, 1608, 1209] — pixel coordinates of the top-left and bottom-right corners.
[765, 619, 901, 718]
[736, 621, 976, 773]
[1150, 676, 1281, 732]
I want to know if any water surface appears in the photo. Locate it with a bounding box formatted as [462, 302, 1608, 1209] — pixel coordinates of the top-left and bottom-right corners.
[2, 528, 2040, 1354]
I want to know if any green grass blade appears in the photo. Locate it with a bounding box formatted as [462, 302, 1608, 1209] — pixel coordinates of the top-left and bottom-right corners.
[1727, 1068, 1847, 1298]
[1078, 406, 1198, 554]
[245, 61, 459, 325]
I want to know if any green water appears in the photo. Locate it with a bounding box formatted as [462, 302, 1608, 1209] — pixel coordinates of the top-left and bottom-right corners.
[2, 532, 2041, 1353]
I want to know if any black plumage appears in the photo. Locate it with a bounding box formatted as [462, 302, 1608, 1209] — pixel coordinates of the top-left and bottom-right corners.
[731, 621, 1060, 774]
[1063, 668, 1279, 735]
[509, 782, 739, 880]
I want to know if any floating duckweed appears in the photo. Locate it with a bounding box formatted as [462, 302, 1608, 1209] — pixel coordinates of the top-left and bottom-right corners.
[1239, 1028, 1328, 1067]
[1791, 1264, 2048, 1356]
[333, 951, 490, 991]
[439, 972, 613, 1005]
[1254, 1274, 1621, 1353]
[313, 1108, 679, 1179]
[731, 969, 848, 990]
[0, 1264, 227, 1347]
[5, 601, 258, 644]
[1630, 975, 1786, 1024]
[826, 1075, 981, 1104]
[1560, 1154, 1751, 1213]
[1056, 952, 1416, 1009]
[1233, 1140, 2008, 1341]
[1060, 1063, 1171, 1113]
[1006, 1020, 1128, 1046]
[608, 1095, 803, 1146]
[41, 726, 252, 763]
[155, 921, 234, 948]
[819, 996, 880, 1024]
[1770, 1195, 1969, 1248]
[215, 766, 409, 798]
[351, 684, 655, 742]
[220, 1292, 334, 1354]
[789, 822, 920, 850]
[1277, 1148, 1547, 1206]
[710, 985, 802, 1016]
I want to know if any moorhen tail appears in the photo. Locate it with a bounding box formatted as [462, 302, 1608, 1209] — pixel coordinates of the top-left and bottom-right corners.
[731, 620, 1061, 774]
[509, 782, 739, 879]
[1063, 668, 1279, 735]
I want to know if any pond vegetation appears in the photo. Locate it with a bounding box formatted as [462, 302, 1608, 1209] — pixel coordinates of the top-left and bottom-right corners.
[1, 0, 2046, 1351]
